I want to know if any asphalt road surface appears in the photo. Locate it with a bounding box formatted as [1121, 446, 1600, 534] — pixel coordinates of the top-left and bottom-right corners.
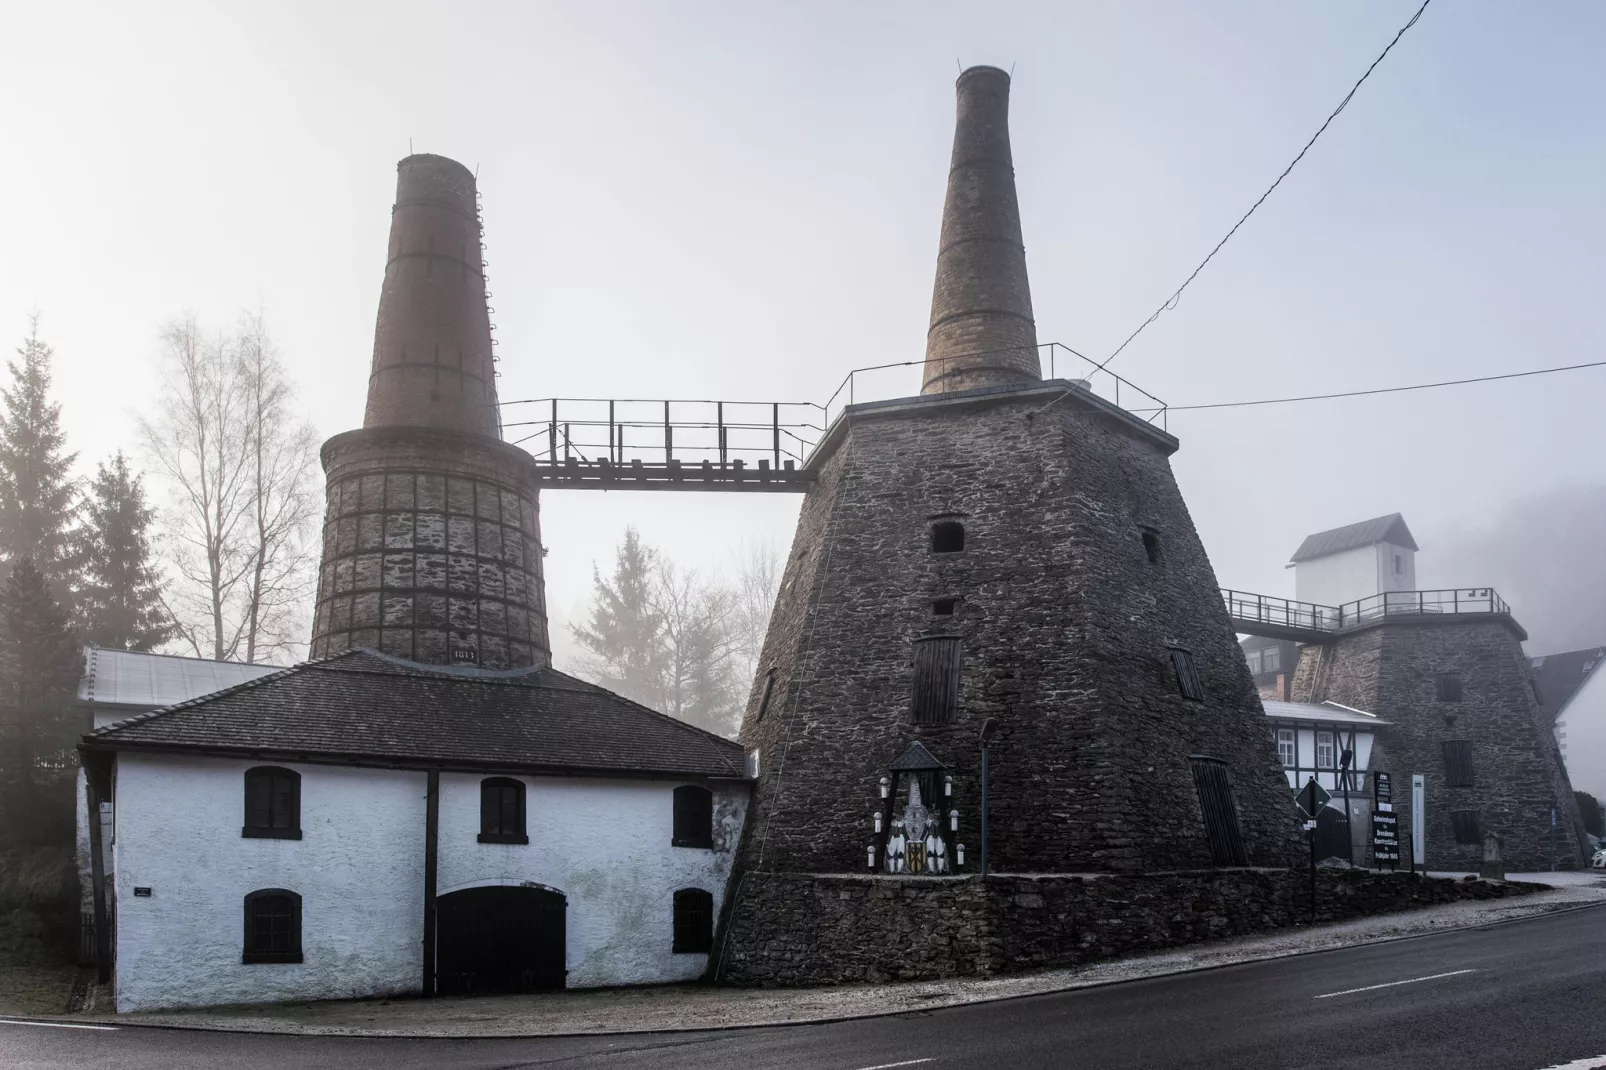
[6, 904, 1606, 1070]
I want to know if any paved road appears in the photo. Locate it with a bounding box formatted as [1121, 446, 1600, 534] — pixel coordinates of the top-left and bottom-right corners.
[6, 905, 1606, 1070]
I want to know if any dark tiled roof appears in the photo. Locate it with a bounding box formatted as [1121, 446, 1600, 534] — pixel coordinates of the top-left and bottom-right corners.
[1290, 513, 1418, 563]
[84, 649, 745, 779]
[1529, 646, 1606, 722]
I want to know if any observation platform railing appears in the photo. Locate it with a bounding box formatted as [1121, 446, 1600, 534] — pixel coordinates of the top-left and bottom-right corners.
[1223, 588, 1515, 643]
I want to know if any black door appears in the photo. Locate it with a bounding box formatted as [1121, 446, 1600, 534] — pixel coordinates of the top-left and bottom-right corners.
[436, 886, 566, 995]
[1314, 806, 1353, 864]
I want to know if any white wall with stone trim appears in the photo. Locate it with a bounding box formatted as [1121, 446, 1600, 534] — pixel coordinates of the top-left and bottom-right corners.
[435, 773, 747, 988]
[108, 754, 749, 1011]
[112, 755, 427, 1012]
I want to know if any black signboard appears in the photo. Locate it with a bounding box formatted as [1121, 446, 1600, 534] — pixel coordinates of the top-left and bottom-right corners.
[1374, 771, 1392, 805]
[1371, 811, 1400, 868]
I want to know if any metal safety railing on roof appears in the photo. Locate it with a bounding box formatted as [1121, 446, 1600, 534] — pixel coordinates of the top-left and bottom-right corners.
[1223, 587, 1514, 639]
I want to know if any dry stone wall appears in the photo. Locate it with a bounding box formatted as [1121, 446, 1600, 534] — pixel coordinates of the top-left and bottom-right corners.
[716, 869, 1541, 986]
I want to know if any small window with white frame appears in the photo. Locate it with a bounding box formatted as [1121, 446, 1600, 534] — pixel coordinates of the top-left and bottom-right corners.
[1315, 731, 1335, 769]
[1246, 649, 1263, 674]
[1276, 728, 1295, 768]
[1263, 647, 1281, 672]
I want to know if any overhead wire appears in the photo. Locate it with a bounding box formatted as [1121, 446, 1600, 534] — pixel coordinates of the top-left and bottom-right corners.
[1161, 359, 1606, 414]
[1096, 0, 1435, 373]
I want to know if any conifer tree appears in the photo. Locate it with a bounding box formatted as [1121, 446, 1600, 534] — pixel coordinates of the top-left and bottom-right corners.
[0, 319, 81, 608]
[0, 558, 82, 822]
[78, 451, 171, 651]
[571, 527, 664, 708]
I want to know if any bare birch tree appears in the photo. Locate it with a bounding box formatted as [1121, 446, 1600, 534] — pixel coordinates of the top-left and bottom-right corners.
[653, 559, 740, 736]
[139, 313, 318, 663]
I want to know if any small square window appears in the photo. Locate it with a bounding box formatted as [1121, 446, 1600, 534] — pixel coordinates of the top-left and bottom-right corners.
[933, 599, 957, 616]
[1263, 648, 1281, 672]
[931, 521, 965, 553]
[1450, 809, 1481, 845]
[1245, 649, 1263, 674]
[1435, 672, 1464, 703]
[1170, 648, 1204, 702]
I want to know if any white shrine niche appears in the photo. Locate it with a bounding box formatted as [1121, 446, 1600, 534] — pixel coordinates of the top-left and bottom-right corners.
[879, 741, 954, 875]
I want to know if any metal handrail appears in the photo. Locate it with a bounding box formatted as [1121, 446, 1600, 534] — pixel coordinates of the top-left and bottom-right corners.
[1222, 587, 1513, 634]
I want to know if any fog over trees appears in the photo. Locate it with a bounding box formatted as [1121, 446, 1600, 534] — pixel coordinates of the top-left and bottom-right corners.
[1421, 484, 1606, 655]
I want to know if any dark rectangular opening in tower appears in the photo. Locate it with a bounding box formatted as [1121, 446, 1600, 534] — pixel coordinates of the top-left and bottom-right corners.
[1441, 740, 1475, 787]
[1188, 756, 1248, 866]
[1170, 648, 1204, 702]
[1435, 672, 1464, 702]
[911, 637, 962, 724]
[1450, 809, 1482, 845]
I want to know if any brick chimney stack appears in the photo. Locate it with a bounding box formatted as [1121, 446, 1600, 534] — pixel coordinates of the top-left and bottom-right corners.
[364, 154, 500, 437]
[309, 155, 550, 671]
[921, 66, 1042, 395]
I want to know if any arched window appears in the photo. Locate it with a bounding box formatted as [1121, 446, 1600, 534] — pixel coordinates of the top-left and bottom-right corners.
[479, 777, 528, 844]
[672, 888, 714, 953]
[931, 520, 965, 553]
[672, 785, 714, 849]
[243, 766, 301, 839]
[242, 888, 302, 964]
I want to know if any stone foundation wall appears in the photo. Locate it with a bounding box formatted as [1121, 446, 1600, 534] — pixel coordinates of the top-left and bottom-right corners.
[715, 869, 1540, 986]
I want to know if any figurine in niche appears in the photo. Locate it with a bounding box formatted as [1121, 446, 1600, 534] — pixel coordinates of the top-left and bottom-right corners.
[925, 822, 949, 874]
[885, 817, 908, 873]
[901, 778, 937, 874]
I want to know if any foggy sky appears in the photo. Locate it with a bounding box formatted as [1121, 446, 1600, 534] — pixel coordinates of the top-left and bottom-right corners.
[3, 1, 1604, 665]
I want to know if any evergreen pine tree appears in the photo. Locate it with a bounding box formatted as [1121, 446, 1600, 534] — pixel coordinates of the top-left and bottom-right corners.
[0, 558, 82, 824]
[0, 319, 81, 609]
[571, 527, 664, 708]
[79, 451, 171, 651]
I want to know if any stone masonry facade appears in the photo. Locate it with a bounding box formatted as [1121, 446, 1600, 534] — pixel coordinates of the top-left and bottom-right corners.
[735, 383, 1303, 879]
[716, 869, 1538, 986]
[1291, 618, 1586, 871]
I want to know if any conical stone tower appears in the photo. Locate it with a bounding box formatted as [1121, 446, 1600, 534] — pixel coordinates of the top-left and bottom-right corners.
[309, 155, 549, 669]
[720, 72, 1301, 977]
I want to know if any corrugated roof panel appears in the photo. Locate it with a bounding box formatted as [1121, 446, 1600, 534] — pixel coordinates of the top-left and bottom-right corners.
[78, 646, 279, 709]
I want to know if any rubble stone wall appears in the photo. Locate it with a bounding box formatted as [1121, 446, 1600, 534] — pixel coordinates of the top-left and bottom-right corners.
[715, 868, 1542, 986]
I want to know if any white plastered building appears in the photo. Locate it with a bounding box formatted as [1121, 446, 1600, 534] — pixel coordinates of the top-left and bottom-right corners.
[79, 648, 750, 1012]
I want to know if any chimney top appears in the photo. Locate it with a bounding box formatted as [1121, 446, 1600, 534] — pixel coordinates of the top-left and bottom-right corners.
[921, 64, 1041, 395]
[361, 154, 502, 439]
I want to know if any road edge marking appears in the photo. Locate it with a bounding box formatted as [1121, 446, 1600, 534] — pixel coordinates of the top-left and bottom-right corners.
[0, 1017, 119, 1031]
[1313, 968, 1478, 999]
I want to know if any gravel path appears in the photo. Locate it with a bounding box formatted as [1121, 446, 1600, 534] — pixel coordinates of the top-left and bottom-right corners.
[33, 871, 1600, 1038]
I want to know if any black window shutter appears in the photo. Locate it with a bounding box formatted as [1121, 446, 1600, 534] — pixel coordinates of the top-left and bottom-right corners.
[1171, 648, 1205, 702]
[1441, 740, 1475, 788]
[672, 888, 714, 953]
[1435, 672, 1464, 702]
[478, 778, 528, 843]
[911, 638, 962, 724]
[1189, 756, 1248, 865]
[1450, 809, 1482, 845]
[243, 767, 301, 839]
[673, 786, 714, 848]
[242, 889, 303, 964]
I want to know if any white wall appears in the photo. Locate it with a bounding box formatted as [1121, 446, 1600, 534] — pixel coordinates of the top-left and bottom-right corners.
[112, 755, 427, 1013]
[1272, 723, 1376, 793]
[1377, 541, 1415, 594]
[1294, 546, 1379, 609]
[1558, 669, 1606, 798]
[109, 755, 750, 1011]
[435, 773, 747, 988]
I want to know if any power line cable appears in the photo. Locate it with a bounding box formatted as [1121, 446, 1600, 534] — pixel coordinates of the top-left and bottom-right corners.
[1164, 359, 1606, 413]
[1098, 0, 1434, 373]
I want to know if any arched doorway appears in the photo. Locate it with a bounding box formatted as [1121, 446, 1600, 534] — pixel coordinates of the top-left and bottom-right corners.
[436, 885, 566, 995]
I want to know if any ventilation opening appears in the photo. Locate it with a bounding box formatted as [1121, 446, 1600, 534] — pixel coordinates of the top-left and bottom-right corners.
[1450, 809, 1482, 845]
[1442, 739, 1475, 787]
[1170, 648, 1204, 702]
[933, 599, 957, 616]
[1435, 672, 1463, 703]
[931, 521, 965, 554]
[911, 637, 962, 724]
[1142, 530, 1161, 564]
[1189, 756, 1248, 866]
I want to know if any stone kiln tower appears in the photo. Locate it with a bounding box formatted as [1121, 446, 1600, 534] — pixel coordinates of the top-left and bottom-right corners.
[309, 154, 549, 670]
[1291, 615, 1586, 871]
[728, 69, 1301, 899]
